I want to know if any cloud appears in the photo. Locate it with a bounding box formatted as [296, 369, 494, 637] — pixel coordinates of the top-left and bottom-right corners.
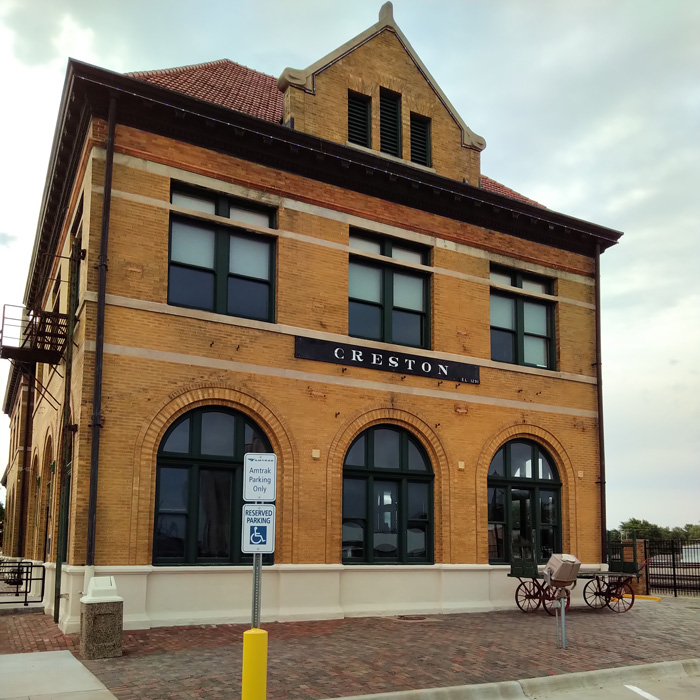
[0, 232, 16, 246]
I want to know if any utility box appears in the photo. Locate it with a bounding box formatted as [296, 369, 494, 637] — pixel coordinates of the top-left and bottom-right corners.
[79, 576, 123, 660]
[545, 553, 581, 587]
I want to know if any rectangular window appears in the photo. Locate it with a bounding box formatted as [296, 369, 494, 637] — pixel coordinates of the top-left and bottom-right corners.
[489, 267, 554, 369]
[348, 91, 371, 148]
[410, 113, 431, 167]
[379, 88, 401, 157]
[348, 231, 429, 348]
[169, 188, 275, 321]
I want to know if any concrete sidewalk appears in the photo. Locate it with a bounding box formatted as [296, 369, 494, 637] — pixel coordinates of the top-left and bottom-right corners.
[0, 650, 117, 700]
[1, 596, 699, 700]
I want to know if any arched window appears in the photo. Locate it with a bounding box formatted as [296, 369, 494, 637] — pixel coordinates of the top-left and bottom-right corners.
[154, 407, 270, 565]
[487, 439, 561, 564]
[342, 425, 433, 564]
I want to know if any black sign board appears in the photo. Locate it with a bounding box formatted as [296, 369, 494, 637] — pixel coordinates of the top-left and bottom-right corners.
[294, 337, 480, 384]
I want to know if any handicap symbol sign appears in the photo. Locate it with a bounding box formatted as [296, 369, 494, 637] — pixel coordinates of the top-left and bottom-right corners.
[250, 526, 267, 546]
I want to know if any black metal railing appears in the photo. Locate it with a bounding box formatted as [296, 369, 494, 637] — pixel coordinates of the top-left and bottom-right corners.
[0, 304, 68, 364]
[646, 539, 700, 597]
[0, 560, 46, 605]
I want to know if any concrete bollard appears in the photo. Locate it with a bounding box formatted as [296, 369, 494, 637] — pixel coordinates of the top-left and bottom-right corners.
[79, 576, 124, 660]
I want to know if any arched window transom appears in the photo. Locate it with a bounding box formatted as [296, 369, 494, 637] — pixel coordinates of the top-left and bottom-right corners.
[342, 425, 433, 564]
[487, 439, 561, 564]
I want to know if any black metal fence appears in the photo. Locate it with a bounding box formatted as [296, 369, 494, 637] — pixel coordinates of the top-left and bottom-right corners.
[645, 539, 700, 597]
[0, 560, 46, 605]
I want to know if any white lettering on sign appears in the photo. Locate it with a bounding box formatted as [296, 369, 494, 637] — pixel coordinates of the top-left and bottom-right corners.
[242, 504, 276, 553]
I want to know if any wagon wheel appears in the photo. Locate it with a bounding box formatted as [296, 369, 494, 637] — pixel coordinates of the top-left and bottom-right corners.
[542, 585, 570, 616]
[515, 580, 542, 612]
[607, 580, 635, 613]
[583, 578, 608, 609]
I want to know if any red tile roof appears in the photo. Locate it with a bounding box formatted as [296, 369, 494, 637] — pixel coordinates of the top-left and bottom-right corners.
[480, 175, 545, 208]
[127, 59, 284, 123]
[127, 60, 543, 207]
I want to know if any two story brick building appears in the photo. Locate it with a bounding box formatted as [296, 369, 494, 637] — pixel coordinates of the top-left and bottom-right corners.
[1, 3, 621, 633]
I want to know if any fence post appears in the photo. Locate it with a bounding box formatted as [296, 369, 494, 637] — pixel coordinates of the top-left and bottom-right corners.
[671, 540, 678, 597]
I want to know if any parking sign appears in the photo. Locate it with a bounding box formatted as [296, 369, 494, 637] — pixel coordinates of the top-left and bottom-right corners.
[241, 504, 276, 554]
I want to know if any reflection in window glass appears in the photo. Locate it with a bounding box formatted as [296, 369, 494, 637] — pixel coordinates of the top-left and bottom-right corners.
[511, 442, 532, 478]
[488, 448, 505, 476]
[524, 336, 548, 368]
[349, 263, 382, 302]
[522, 277, 548, 294]
[407, 526, 426, 557]
[228, 277, 269, 321]
[490, 270, 512, 286]
[244, 423, 267, 454]
[524, 302, 548, 335]
[539, 455, 554, 480]
[171, 221, 216, 268]
[162, 420, 190, 453]
[374, 481, 398, 558]
[488, 523, 504, 560]
[343, 478, 366, 518]
[345, 436, 366, 467]
[407, 482, 428, 519]
[156, 514, 187, 558]
[169, 266, 215, 310]
[392, 245, 424, 264]
[407, 439, 428, 471]
[172, 192, 216, 215]
[393, 273, 424, 310]
[488, 487, 505, 521]
[229, 236, 270, 279]
[349, 235, 381, 255]
[374, 429, 400, 469]
[229, 205, 270, 228]
[491, 295, 515, 329]
[200, 412, 235, 456]
[349, 302, 382, 340]
[392, 309, 422, 347]
[198, 471, 231, 558]
[159, 468, 188, 510]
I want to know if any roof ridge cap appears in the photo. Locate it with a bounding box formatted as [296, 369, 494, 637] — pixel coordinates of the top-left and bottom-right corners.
[127, 58, 277, 81]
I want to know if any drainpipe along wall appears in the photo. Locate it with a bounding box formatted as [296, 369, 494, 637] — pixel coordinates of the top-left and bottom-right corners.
[595, 242, 608, 562]
[86, 96, 117, 580]
[17, 363, 35, 557]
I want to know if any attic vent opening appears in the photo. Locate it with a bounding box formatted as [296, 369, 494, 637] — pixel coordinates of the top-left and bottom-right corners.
[380, 88, 401, 158]
[410, 113, 431, 167]
[348, 91, 371, 148]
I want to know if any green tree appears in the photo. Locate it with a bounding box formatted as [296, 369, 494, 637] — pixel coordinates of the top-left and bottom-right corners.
[619, 518, 666, 540]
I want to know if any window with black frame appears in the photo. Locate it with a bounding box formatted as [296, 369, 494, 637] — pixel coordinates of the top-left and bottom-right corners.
[154, 407, 271, 565]
[169, 189, 275, 321]
[487, 439, 561, 564]
[348, 231, 429, 348]
[342, 425, 433, 564]
[490, 267, 555, 370]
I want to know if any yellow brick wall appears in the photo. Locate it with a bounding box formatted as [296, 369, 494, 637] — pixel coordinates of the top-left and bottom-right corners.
[284, 30, 482, 184]
[7, 116, 604, 572]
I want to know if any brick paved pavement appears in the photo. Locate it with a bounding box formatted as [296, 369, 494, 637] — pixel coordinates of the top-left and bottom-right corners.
[1, 597, 699, 700]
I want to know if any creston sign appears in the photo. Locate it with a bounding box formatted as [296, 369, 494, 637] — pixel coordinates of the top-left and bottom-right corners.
[294, 337, 479, 384]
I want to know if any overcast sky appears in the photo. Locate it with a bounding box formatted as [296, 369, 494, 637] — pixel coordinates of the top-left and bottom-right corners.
[0, 0, 698, 531]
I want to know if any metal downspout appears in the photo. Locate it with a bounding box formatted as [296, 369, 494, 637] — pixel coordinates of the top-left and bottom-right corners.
[595, 242, 608, 562]
[17, 363, 35, 557]
[86, 96, 117, 567]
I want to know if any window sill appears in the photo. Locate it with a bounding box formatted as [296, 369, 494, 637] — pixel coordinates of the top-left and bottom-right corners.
[345, 141, 436, 174]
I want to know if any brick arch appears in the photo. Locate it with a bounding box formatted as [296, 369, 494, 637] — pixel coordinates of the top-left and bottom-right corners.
[325, 405, 451, 564]
[474, 422, 577, 563]
[129, 383, 297, 565]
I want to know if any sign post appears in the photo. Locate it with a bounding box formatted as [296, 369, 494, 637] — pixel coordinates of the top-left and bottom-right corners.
[241, 453, 276, 700]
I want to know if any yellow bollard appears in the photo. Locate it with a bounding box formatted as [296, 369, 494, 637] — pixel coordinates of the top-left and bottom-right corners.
[241, 628, 268, 700]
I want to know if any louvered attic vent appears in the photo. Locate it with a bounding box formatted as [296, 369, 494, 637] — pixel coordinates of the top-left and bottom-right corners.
[410, 114, 431, 167]
[380, 88, 401, 158]
[348, 91, 371, 148]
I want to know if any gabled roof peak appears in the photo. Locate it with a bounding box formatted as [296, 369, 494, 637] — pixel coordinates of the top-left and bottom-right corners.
[277, 2, 486, 151]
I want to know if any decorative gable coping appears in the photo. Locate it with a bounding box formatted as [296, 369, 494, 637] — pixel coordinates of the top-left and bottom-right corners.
[277, 2, 486, 152]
